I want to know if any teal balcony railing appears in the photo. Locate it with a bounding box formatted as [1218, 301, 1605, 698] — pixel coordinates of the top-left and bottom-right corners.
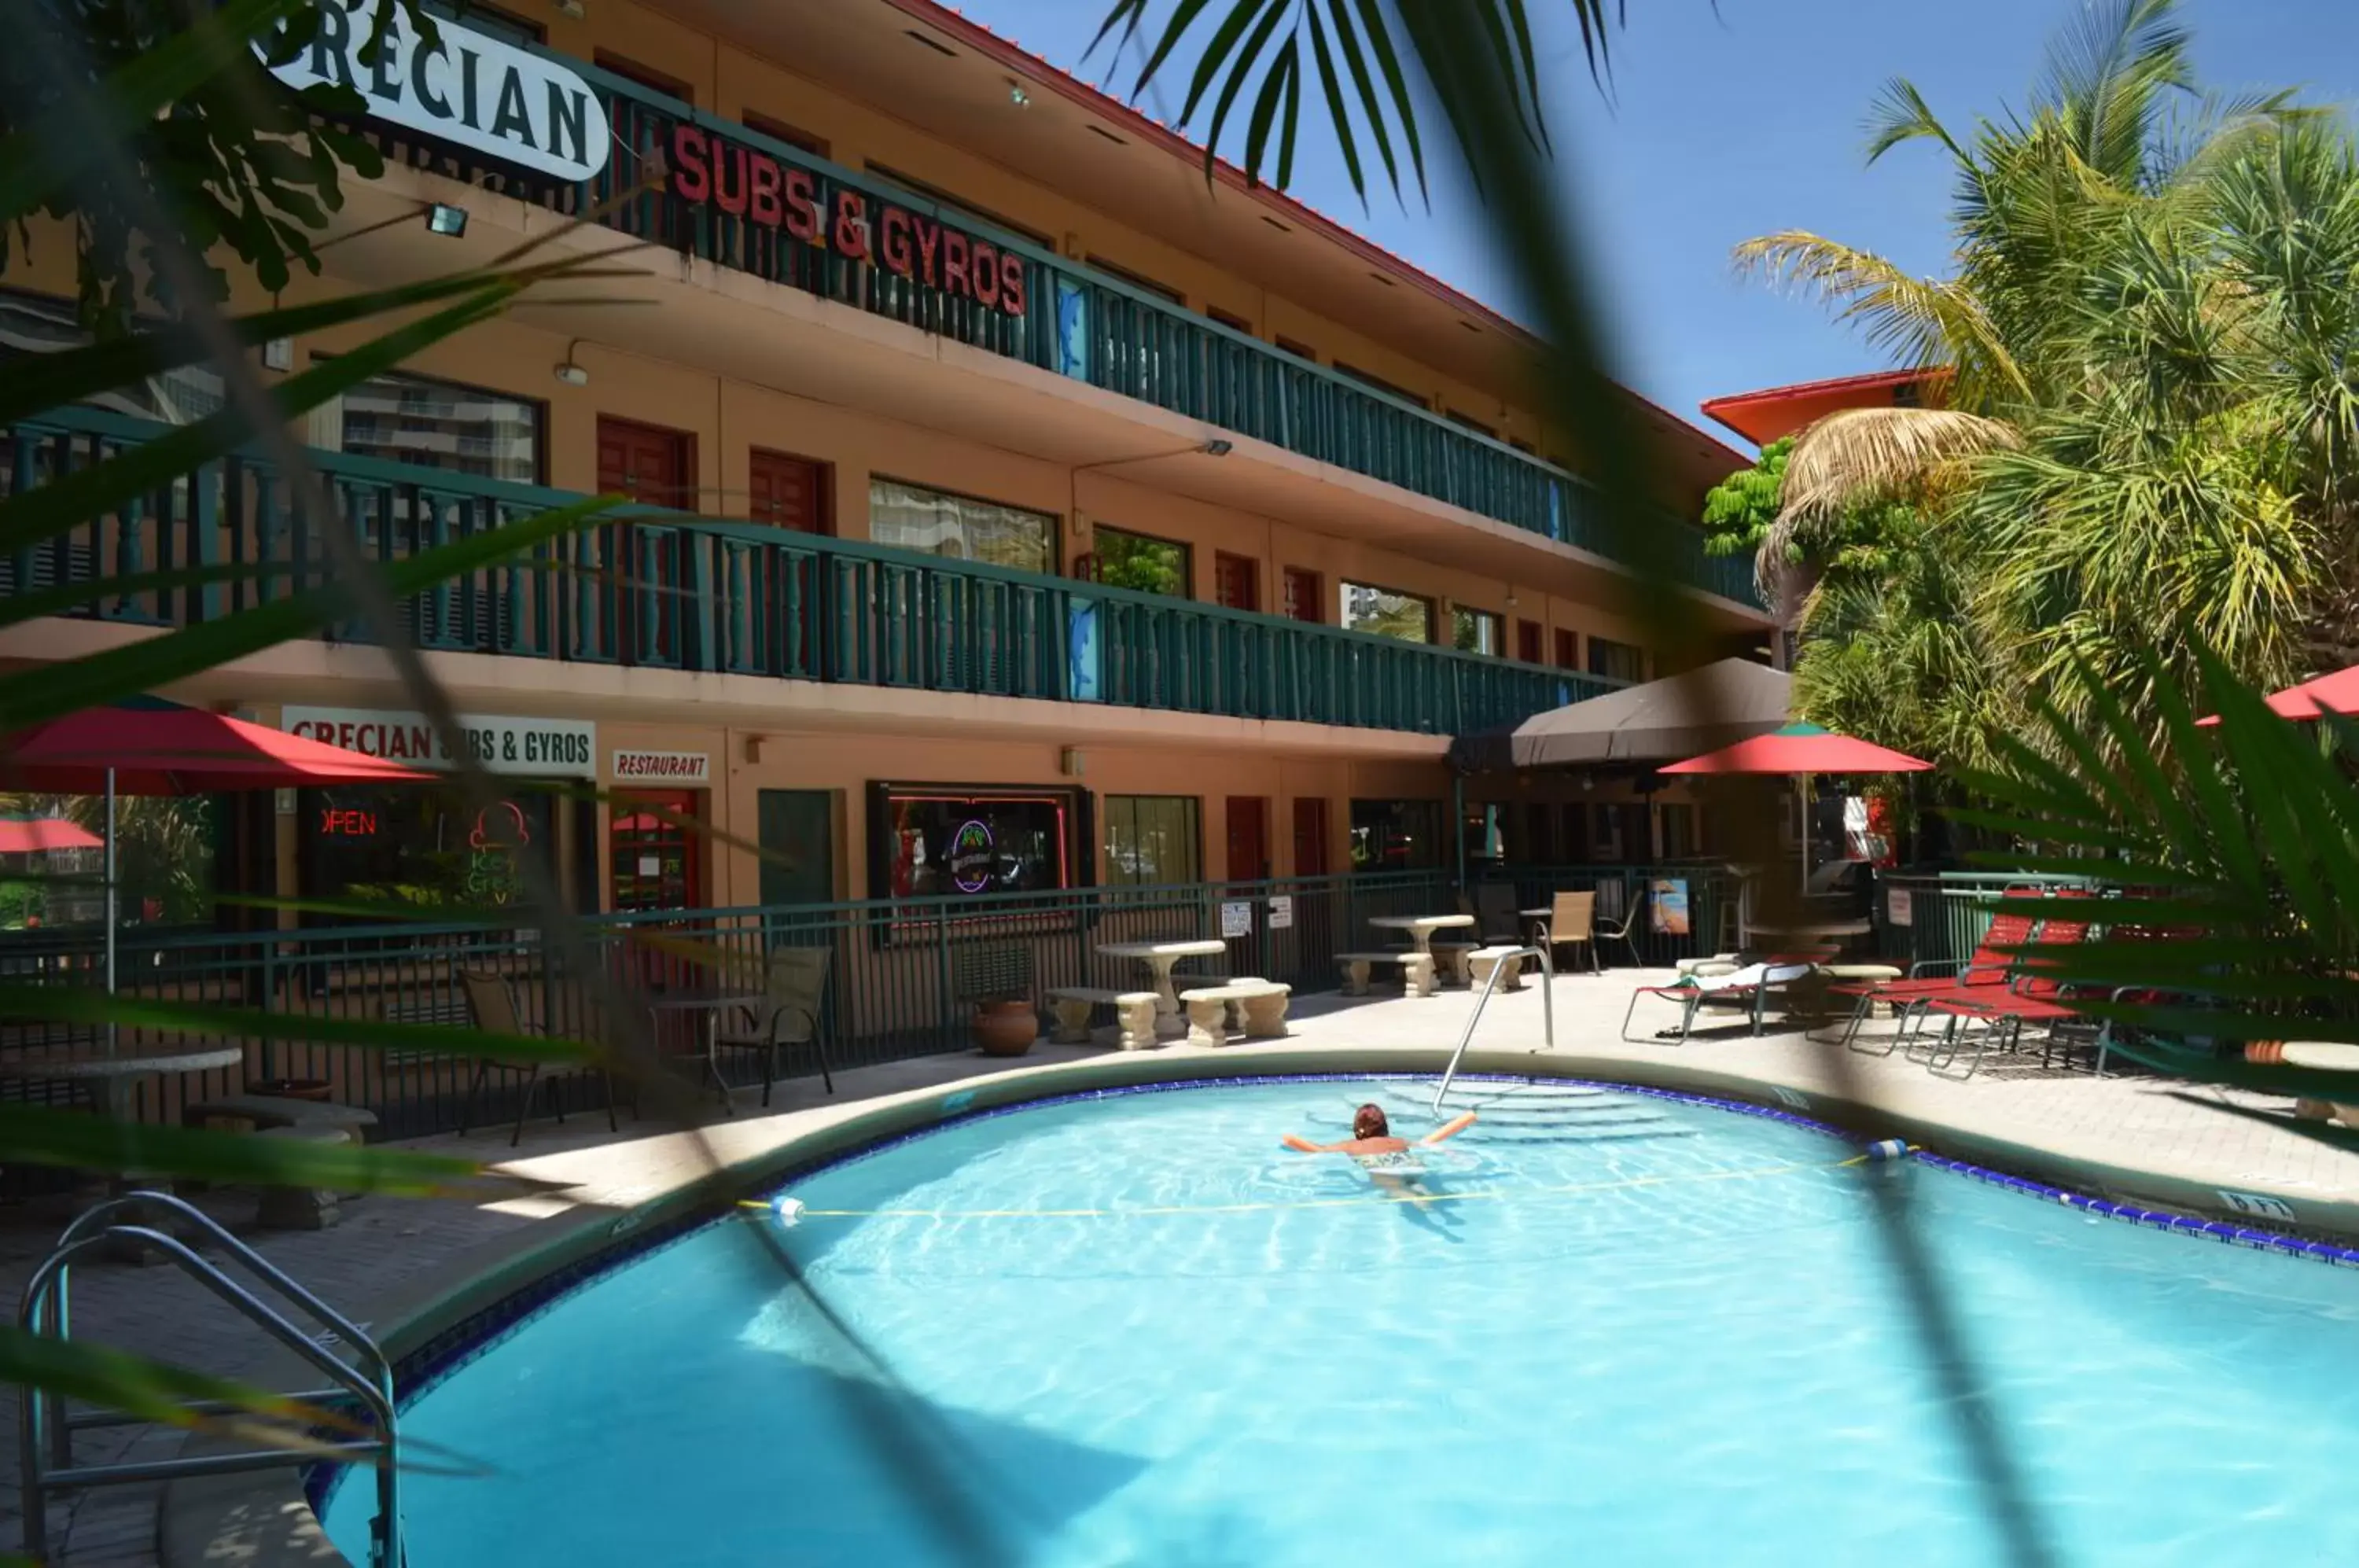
[2, 407, 1615, 736]
[364, 54, 1761, 610]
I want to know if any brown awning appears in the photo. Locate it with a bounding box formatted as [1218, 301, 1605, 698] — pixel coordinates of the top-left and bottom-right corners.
[1448, 657, 1793, 772]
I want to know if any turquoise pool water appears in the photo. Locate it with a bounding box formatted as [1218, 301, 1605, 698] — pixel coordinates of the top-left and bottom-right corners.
[326, 1078, 2359, 1566]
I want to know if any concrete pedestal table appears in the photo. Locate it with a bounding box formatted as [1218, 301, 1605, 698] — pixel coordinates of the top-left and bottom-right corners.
[1095, 939, 1231, 1040]
[1368, 914, 1477, 989]
[0, 1044, 245, 1126]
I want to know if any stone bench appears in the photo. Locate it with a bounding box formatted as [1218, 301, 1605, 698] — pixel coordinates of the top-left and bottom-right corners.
[184, 1094, 377, 1136]
[253, 1124, 351, 1231]
[1337, 951, 1437, 999]
[1045, 988, 1162, 1051]
[1426, 940, 1481, 988]
[1466, 945, 1531, 992]
[1178, 981, 1291, 1045]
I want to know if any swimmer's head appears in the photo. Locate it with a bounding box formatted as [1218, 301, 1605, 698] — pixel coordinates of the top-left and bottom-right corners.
[1352, 1103, 1389, 1139]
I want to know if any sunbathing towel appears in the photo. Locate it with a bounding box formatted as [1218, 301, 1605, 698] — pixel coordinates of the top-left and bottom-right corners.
[1684, 962, 1813, 994]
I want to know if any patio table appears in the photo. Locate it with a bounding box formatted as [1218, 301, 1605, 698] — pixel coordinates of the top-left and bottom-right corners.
[1096, 940, 1230, 1040]
[646, 988, 765, 1113]
[1369, 914, 1477, 986]
[0, 1043, 243, 1121]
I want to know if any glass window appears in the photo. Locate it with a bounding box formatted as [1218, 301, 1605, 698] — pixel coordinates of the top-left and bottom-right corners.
[1588, 636, 1646, 683]
[1452, 606, 1502, 656]
[1095, 525, 1191, 597]
[1660, 803, 1698, 860]
[422, 0, 545, 46]
[1102, 796, 1199, 885]
[297, 786, 591, 918]
[0, 794, 216, 929]
[1340, 581, 1431, 643]
[870, 478, 1056, 575]
[1349, 799, 1442, 872]
[307, 369, 544, 484]
[874, 786, 1077, 899]
[0, 292, 224, 424]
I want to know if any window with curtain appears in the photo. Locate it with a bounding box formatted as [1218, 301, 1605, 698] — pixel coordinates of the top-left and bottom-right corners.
[1588, 636, 1646, 683]
[1340, 581, 1432, 643]
[0, 291, 223, 425]
[1094, 525, 1191, 597]
[1102, 795, 1200, 885]
[1349, 799, 1443, 871]
[1452, 606, 1502, 656]
[869, 478, 1056, 574]
[306, 369, 544, 484]
[1660, 804, 1698, 860]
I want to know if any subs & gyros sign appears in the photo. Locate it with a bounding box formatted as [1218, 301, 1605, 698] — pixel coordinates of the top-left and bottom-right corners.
[283, 705, 597, 778]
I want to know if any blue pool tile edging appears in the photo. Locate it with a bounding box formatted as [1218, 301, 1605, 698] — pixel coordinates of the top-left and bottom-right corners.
[307, 1069, 2359, 1522]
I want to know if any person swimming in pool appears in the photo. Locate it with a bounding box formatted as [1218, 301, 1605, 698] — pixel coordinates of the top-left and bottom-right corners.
[1283, 1103, 1477, 1194]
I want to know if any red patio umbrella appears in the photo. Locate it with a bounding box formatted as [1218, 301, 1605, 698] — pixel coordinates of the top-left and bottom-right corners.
[2195, 663, 2359, 726]
[0, 701, 430, 1047]
[1661, 723, 1931, 896]
[0, 819, 103, 853]
[1658, 723, 1934, 776]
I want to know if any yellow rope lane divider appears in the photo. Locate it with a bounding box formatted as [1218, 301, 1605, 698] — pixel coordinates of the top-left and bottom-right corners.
[736, 1151, 1886, 1227]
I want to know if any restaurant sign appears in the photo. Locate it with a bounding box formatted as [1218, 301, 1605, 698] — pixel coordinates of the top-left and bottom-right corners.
[282, 706, 597, 778]
[666, 126, 1029, 319]
[260, 2, 609, 182]
[612, 749, 711, 785]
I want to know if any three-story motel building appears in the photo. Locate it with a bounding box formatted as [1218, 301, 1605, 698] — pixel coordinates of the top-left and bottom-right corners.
[2, 0, 1771, 933]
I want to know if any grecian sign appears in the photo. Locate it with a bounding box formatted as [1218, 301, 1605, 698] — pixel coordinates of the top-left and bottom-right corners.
[665, 125, 1031, 319]
[262, 2, 610, 182]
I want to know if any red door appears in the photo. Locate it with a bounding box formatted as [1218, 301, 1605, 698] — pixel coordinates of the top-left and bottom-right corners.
[596, 417, 696, 663]
[596, 416, 695, 509]
[1214, 552, 1260, 613]
[1291, 797, 1328, 876]
[748, 448, 830, 533]
[1282, 567, 1323, 624]
[610, 790, 706, 911]
[1225, 797, 1269, 882]
[1518, 620, 1542, 664]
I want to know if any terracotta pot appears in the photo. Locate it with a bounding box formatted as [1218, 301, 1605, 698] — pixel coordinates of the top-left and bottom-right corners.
[972, 999, 1038, 1057]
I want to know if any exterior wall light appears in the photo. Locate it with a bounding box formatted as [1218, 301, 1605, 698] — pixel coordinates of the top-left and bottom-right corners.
[426, 203, 469, 237]
[554, 360, 590, 387]
[1201, 438, 1233, 456]
[1008, 81, 1031, 107]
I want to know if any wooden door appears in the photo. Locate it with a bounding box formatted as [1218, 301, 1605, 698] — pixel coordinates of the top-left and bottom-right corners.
[756, 790, 835, 907]
[1224, 797, 1269, 882]
[1213, 552, 1259, 613]
[1517, 619, 1542, 664]
[1282, 567, 1323, 624]
[749, 448, 830, 533]
[597, 416, 694, 509]
[1291, 797, 1329, 876]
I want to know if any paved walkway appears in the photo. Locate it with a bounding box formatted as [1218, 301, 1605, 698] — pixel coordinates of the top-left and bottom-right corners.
[11, 970, 2359, 1563]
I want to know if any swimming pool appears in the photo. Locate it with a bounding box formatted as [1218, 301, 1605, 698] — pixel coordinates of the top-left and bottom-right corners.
[326, 1076, 2359, 1566]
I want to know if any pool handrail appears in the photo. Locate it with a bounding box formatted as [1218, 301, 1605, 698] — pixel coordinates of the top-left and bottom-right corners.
[1433, 944, 1553, 1114]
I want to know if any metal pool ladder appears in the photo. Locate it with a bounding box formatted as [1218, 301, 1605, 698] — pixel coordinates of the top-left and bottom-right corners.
[17, 1190, 403, 1568]
[1433, 944, 1554, 1114]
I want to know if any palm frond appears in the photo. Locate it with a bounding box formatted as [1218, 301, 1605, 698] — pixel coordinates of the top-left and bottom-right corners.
[1777, 407, 2018, 521]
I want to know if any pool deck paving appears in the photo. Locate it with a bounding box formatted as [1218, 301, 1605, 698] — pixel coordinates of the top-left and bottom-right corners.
[11, 967, 2359, 1563]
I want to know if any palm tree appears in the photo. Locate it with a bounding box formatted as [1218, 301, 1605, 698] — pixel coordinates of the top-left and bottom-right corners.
[1735, 0, 2352, 759]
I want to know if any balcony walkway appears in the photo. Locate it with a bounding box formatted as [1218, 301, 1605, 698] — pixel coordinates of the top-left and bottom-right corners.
[13, 972, 2358, 1564]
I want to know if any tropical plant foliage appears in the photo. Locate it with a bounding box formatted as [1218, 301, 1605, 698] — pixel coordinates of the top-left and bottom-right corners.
[1700, 436, 1788, 558]
[1738, 0, 2359, 770]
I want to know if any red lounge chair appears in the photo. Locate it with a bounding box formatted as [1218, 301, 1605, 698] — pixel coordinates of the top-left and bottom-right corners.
[1818, 889, 2048, 1055]
[1919, 911, 2096, 1077]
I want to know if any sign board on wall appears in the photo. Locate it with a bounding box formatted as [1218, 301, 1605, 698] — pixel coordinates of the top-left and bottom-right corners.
[259, 3, 610, 181]
[282, 706, 597, 778]
[1267, 895, 1294, 930]
[665, 123, 1029, 319]
[1220, 900, 1253, 939]
[1886, 888, 1914, 926]
[612, 750, 711, 786]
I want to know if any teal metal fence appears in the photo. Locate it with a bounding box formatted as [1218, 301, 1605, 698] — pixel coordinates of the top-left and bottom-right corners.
[365, 53, 1760, 609]
[0, 865, 1731, 1147]
[0, 406, 1614, 735]
[1869, 871, 2103, 967]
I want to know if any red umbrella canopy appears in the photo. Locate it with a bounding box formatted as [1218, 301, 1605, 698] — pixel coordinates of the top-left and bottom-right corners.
[0, 702, 432, 794]
[0, 818, 103, 852]
[2195, 662, 2359, 726]
[1660, 722, 1934, 775]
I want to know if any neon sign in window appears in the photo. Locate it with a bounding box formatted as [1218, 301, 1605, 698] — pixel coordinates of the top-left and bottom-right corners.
[876, 787, 1076, 899]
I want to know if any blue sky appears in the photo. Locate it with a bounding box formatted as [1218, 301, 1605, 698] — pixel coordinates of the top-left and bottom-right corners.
[951, 0, 2359, 445]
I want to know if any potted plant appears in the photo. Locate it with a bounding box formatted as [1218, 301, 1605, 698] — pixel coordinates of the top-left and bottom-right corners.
[971, 990, 1038, 1056]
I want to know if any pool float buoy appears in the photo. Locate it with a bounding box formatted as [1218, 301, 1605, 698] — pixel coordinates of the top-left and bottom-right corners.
[1865, 1139, 1910, 1162]
[736, 1196, 806, 1228]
